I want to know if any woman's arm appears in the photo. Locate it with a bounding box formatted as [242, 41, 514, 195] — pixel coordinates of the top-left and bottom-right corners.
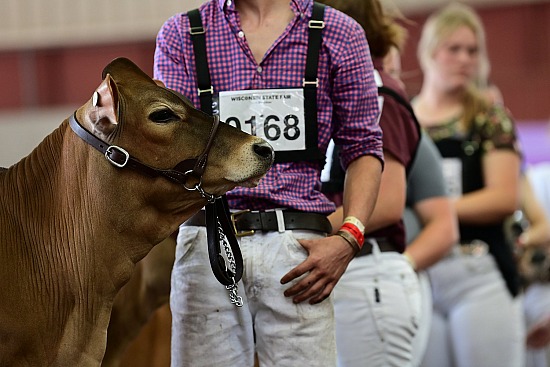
[405, 196, 458, 270]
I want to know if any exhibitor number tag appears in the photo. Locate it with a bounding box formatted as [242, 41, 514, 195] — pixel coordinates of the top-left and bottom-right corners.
[441, 158, 463, 198]
[219, 89, 306, 152]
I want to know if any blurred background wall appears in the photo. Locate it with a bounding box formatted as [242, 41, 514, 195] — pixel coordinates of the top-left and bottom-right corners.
[0, 0, 548, 166]
[0, 0, 203, 167]
[398, 0, 550, 168]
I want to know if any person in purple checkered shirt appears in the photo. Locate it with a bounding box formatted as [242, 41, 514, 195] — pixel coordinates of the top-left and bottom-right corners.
[154, 0, 383, 365]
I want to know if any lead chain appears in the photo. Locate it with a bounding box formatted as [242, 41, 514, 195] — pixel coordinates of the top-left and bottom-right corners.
[218, 221, 243, 307]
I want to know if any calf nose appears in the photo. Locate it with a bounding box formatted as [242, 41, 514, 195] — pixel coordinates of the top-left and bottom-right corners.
[253, 142, 274, 162]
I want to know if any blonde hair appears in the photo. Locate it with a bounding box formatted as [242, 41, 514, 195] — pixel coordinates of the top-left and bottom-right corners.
[318, 0, 408, 58]
[418, 2, 491, 129]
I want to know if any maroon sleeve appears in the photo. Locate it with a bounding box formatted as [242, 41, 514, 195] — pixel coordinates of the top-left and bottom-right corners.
[378, 71, 420, 171]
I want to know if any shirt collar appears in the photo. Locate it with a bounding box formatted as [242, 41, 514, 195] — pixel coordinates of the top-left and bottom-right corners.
[218, 0, 311, 15]
[291, 0, 309, 15]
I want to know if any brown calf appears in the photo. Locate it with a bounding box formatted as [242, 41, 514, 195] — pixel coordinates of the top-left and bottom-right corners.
[0, 57, 273, 366]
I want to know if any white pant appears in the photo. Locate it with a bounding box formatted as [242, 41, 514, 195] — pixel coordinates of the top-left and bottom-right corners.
[411, 272, 432, 367]
[524, 283, 550, 367]
[421, 252, 525, 367]
[170, 226, 336, 367]
[334, 241, 421, 367]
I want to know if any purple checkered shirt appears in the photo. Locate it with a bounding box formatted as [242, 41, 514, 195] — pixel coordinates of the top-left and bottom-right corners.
[154, 0, 383, 214]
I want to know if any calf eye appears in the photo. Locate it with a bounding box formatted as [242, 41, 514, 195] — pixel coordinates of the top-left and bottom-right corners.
[149, 109, 178, 123]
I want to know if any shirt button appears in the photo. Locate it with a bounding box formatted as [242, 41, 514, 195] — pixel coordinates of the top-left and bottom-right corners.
[238, 31, 245, 38]
[257, 66, 263, 73]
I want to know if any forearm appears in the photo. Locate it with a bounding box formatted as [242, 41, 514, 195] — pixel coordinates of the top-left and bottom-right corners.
[341, 155, 382, 230]
[328, 155, 400, 234]
[456, 187, 519, 225]
[363, 155, 405, 234]
[405, 198, 458, 270]
[456, 150, 520, 225]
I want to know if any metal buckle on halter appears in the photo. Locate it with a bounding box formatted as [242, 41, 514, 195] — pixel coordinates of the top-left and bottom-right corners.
[230, 209, 255, 237]
[308, 20, 325, 29]
[105, 145, 130, 168]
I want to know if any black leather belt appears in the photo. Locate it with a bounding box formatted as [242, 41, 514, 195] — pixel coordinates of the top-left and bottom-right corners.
[184, 209, 332, 236]
[356, 238, 399, 257]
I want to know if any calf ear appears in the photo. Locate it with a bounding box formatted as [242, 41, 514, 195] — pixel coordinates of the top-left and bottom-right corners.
[87, 73, 120, 138]
[153, 79, 166, 87]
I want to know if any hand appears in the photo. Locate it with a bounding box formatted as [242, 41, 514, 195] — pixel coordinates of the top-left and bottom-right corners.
[527, 315, 550, 349]
[280, 235, 356, 304]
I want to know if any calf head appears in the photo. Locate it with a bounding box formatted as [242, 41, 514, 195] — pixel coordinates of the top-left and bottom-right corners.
[74, 58, 273, 232]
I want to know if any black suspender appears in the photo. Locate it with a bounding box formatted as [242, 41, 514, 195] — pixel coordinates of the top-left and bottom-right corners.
[274, 1, 325, 163]
[187, 2, 326, 164]
[378, 86, 420, 130]
[188, 9, 214, 115]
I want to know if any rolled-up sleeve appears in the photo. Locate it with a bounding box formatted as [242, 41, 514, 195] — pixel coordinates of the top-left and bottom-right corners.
[330, 24, 383, 170]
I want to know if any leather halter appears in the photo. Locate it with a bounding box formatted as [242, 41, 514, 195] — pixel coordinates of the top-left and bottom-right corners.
[68, 112, 244, 288]
[68, 112, 221, 202]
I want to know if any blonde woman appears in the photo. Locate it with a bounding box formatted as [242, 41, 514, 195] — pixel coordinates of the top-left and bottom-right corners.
[412, 3, 525, 367]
